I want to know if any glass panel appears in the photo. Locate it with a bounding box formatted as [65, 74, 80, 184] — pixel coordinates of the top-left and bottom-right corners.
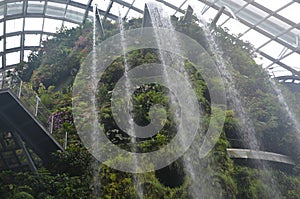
[27, 1, 45, 14]
[173, 0, 189, 7]
[6, 52, 20, 66]
[217, 0, 247, 11]
[6, 35, 21, 49]
[43, 18, 62, 33]
[134, 0, 148, 10]
[278, 2, 300, 24]
[25, 18, 43, 30]
[25, 34, 40, 46]
[214, 0, 247, 22]
[0, 5, 4, 20]
[41, 34, 49, 42]
[268, 16, 291, 32]
[271, 65, 292, 77]
[216, 15, 230, 26]
[110, 3, 125, 17]
[202, 8, 218, 22]
[96, 0, 111, 11]
[63, 21, 79, 29]
[72, 0, 90, 4]
[45, 2, 66, 17]
[65, 5, 85, 23]
[6, 19, 24, 33]
[278, 29, 300, 47]
[7, 2, 24, 16]
[240, 30, 270, 47]
[23, 50, 32, 62]
[119, 0, 145, 12]
[281, 53, 300, 68]
[237, 4, 269, 25]
[126, 9, 143, 20]
[258, 16, 291, 37]
[0, 39, 3, 52]
[222, 18, 249, 36]
[255, 0, 292, 12]
[0, 22, 3, 36]
[259, 40, 286, 58]
[254, 56, 273, 68]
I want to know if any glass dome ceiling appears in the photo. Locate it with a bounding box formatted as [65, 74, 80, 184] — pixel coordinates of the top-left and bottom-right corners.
[0, 0, 299, 77]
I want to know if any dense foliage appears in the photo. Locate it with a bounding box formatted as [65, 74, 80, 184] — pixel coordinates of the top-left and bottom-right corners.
[2, 14, 300, 199]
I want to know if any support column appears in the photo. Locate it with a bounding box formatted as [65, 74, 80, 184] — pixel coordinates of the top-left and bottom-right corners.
[13, 131, 38, 174]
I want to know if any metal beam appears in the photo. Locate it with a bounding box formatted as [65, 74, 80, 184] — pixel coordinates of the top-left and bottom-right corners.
[112, 0, 143, 14]
[2, 3, 7, 70]
[123, 0, 136, 20]
[104, 0, 114, 20]
[174, 0, 188, 15]
[0, 46, 42, 56]
[258, 50, 300, 76]
[3, 31, 55, 38]
[82, 0, 93, 24]
[13, 131, 38, 174]
[88, 6, 118, 21]
[0, 14, 83, 25]
[155, 0, 185, 14]
[95, 8, 105, 37]
[276, 75, 300, 83]
[198, 0, 300, 53]
[245, 0, 300, 31]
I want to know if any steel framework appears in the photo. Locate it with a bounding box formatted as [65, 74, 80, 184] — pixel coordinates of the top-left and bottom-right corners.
[0, 0, 299, 77]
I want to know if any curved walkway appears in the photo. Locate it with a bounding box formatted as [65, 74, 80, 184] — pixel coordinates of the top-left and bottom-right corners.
[227, 148, 295, 165]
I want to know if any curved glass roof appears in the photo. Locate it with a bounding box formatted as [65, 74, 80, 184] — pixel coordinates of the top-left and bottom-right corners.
[0, 0, 299, 77]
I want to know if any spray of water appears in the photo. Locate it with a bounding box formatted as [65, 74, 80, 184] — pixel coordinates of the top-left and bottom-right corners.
[268, 77, 300, 136]
[147, 2, 222, 198]
[195, 13, 281, 198]
[91, 4, 102, 197]
[118, 12, 144, 199]
[196, 14, 259, 150]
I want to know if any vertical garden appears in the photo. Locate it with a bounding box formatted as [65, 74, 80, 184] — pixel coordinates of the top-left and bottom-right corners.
[1, 15, 300, 199]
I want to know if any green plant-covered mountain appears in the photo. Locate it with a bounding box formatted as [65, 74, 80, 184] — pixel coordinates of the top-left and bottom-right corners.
[1, 16, 300, 199]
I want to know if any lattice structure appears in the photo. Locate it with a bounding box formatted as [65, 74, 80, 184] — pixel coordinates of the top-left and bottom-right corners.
[0, 74, 63, 172]
[0, 0, 299, 77]
[0, 131, 40, 172]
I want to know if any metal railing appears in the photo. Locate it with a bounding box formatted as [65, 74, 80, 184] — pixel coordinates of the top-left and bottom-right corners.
[0, 73, 55, 134]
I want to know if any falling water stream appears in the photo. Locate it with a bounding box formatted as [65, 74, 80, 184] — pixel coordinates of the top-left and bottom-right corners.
[91, 4, 102, 197]
[197, 15, 260, 150]
[268, 78, 300, 136]
[147, 3, 222, 198]
[90, 2, 292, 198]
[118, 13, 144, 199]
[196, 14, 282, 198]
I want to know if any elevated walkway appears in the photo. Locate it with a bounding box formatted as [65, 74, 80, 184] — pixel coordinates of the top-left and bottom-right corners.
[227, 148, 295, 165]
[0, 73, 63, 171]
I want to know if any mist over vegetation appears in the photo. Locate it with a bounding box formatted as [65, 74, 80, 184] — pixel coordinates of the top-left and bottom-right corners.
[1, 16, 300, 199]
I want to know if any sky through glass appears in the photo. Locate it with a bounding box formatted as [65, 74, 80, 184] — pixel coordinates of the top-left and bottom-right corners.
[0, 0, 299, 78]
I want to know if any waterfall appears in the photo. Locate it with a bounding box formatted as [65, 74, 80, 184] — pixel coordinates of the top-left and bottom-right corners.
[91, 4, 102, 197]
[196, 14, 259, 150]
[268, 77, 300, 137]
[118, 13, 144, 199]
[195, 14, 281, 198]
[147, 2, 222, 198]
